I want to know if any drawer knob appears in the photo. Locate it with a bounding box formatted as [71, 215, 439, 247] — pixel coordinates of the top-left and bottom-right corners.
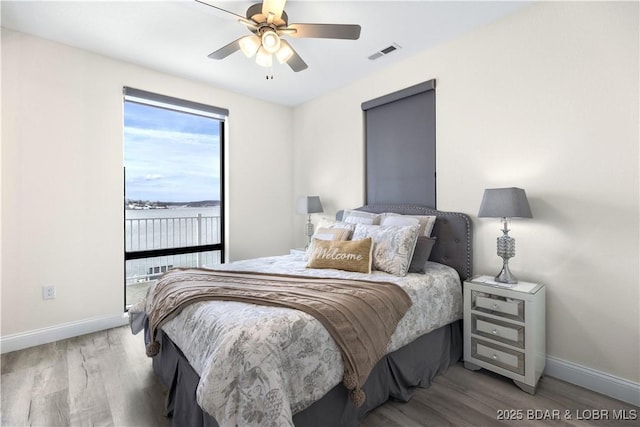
[492, 329, 498, 335]
[492, 304, 499, 309]
[492, 354, 498, 360]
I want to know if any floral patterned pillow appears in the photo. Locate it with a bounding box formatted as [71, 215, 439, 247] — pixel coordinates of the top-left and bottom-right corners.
[352, 224, 420, 276]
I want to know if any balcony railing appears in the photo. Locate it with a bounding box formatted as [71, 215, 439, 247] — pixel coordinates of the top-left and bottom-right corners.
[125, 213, 220, 252]
[125, 213, 221, 284]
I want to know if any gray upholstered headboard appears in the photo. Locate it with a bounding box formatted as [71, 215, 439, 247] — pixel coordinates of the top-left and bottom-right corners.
[337, 204, 473, 282]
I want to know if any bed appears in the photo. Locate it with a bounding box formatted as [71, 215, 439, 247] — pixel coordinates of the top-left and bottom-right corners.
[129, 204, 472, 427]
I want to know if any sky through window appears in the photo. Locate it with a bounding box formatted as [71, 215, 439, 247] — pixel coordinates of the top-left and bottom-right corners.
[124, 102, 221, 203]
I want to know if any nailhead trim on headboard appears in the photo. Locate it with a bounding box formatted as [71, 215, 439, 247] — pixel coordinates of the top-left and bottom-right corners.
[337, 204, 473, 282]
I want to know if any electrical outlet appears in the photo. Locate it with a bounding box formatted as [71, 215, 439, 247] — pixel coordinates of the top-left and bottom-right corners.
[42, 285, 56, 300]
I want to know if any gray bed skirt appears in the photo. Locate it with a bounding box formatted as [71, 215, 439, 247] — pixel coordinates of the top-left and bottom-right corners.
[132, 311, 462, 427]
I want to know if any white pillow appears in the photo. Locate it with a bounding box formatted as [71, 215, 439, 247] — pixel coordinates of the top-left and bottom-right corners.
[305, 227, 351, 260]
[352, 223, 420, 276]
[342, 209, 381, 225]
[380, 215, 420, 228]
[314, 228, 351, 241]
[328, 221, 357, 233]
[381, 213, 436, 237]
[315, 219, 357, 233]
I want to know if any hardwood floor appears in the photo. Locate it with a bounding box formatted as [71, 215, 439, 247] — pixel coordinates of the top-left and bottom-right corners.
[362, 364, 638, 427]
[1, 326, 170, 427]
[1, 325, 637, 426]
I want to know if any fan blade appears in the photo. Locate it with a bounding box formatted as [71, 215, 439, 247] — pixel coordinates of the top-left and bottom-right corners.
[262, 0, 287, 21]
[282, 42, 308, 72]
[196, 0, 258, 28]
[196, 0, 243, 20]
[208, 37, 243, 60]
[287, 23, 361, 40]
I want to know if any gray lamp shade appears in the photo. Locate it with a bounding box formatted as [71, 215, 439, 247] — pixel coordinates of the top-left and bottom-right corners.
[478, 188, 532, 219]
[296, 196, 323, 214]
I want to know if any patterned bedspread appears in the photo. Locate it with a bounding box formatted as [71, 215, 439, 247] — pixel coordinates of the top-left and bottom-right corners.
[135, 253, 463, 427]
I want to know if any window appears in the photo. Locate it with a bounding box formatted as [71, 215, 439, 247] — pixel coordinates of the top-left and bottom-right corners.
[123, 88, 227, 309]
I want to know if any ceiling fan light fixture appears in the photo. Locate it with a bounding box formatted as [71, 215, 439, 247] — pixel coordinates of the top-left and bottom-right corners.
[275, 43, 294, 64]
[255, 46, 273, 67]
[202, 0, 361, 75]
[261, 29, 281, 54]
[239, 35, 261, 58]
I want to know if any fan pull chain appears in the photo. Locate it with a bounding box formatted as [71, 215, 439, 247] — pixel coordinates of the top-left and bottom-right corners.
[266, 65, 274, 80]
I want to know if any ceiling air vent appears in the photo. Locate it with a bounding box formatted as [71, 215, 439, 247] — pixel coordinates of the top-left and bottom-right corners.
[368, 43, 402, 61]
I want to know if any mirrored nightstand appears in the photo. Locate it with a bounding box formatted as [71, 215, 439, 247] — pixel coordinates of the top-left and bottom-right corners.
[463, 275, 546, 394]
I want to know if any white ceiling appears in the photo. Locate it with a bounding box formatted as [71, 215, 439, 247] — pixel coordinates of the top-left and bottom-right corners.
[1, 0, 531, 106]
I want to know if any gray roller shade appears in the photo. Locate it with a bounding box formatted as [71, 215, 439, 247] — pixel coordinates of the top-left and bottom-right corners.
[362, 80, 436, 208]
[123, 87, 229, 119]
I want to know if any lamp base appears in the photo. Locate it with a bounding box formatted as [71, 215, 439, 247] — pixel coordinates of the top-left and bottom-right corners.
[495, 220, 518, 284]
[304, 216, 314, 249]
[495, 261, 518, 284]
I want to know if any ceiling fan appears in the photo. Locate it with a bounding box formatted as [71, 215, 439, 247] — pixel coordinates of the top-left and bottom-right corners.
[197, 0, 361, 73]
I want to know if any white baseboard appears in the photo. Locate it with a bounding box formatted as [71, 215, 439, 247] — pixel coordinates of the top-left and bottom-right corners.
[2, 318, 638, 407]
[546, 355, 640, 406]
[0, 313, 129, 354]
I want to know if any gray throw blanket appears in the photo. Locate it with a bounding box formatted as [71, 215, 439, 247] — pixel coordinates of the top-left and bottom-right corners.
[144, 268, 412, 407]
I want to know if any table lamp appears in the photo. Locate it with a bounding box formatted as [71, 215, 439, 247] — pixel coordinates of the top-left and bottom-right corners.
[296, 196, 323, 249]
[478, 187, 532, 284]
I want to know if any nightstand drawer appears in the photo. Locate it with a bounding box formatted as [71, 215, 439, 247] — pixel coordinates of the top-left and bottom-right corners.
[472, 338, 525, 375]
[472, 291, 524, 321]
[472, 315, 524, 348]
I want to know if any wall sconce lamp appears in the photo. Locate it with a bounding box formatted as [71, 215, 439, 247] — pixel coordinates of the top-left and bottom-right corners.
[478, 187, 533, 284]
[296, 196, 323, 249]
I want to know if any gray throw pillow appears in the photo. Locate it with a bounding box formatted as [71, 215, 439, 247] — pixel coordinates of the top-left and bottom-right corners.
[408, 236, 437, 273]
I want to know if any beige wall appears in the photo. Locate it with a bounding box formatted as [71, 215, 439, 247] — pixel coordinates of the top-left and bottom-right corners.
[2, 1, 638, 387]
[1, 29, 294, 337]
[293, 2, 639, 382]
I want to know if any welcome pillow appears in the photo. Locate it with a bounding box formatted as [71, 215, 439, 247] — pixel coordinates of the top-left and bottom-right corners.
[306, 237, 373, 274]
